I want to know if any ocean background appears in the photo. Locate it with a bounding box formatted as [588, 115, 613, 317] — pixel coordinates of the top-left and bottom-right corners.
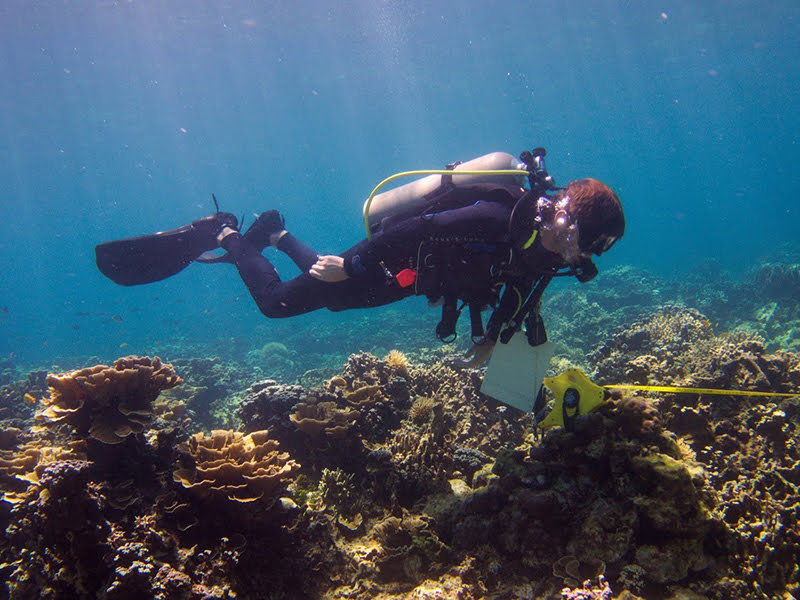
[1, 0, 798, 370]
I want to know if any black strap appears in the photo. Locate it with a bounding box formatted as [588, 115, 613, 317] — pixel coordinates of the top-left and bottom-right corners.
[436, 296, 462, 343]
[441, 160, 463, 187]
[468, 302, 486, 344]
[499, 275, 553, 344]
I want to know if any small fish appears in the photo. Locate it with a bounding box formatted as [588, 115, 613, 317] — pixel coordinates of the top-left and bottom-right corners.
[24, 393, 37, 404]
[119, 343, 129, 349]
[111, 315, 124, 323]
[0, 306, 8, 315]
[76, 311, 92, 317]
[72, 324, 81, 330]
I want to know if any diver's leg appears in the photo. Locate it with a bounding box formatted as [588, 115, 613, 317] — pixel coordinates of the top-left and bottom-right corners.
[223, 233, 326, 318]
[245, 210, 320, 272]
[275, 232, 319, 272]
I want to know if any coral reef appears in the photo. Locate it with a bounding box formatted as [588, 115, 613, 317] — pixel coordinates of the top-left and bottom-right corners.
[0, 369, 48, 425]
[0, 437, 85, 506]
[2, 294, 800, 599]
[168, 356, 250, 430]
[587, 308, 800, 597]
[246, 340, 301, 383]
[560, 576, 613, 600]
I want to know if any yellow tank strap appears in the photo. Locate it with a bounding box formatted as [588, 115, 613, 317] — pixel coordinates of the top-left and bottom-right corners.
[363, 169, 528, 240]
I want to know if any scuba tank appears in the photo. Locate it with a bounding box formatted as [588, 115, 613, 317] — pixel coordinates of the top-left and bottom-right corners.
[363, 152, 528, 234]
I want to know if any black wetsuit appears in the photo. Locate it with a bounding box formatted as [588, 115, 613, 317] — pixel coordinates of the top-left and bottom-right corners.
[225, 184, 566, 342]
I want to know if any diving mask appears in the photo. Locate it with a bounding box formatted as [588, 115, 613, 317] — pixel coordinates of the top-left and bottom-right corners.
[536, 195, 583, 264]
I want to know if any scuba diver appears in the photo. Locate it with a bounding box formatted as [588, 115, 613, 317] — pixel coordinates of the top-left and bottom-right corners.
[95, 148, 624, 369]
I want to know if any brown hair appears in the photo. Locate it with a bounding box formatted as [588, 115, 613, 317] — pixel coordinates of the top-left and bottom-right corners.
[563, 179, 625, 253]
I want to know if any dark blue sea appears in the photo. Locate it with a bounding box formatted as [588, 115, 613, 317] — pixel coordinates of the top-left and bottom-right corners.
[1, 0, 798, 370]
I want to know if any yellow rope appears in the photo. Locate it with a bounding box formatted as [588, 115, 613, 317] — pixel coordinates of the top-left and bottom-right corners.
[606, 383, 797, 398]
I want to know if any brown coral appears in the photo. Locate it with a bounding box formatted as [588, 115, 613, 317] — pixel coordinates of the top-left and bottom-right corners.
[384, 349, 410, 376]
[552, 555, 606, 588]
[409, 396, 438, 423]
[1, 439, 84, 505]
[36, 356, 182, 444]
[290, 400, 359, 438]
[173, 429, 299, 504]
[344, 384, 383, 407]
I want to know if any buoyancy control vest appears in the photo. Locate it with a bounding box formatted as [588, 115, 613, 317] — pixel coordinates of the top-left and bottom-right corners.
[389, 183, 528, 343]
[358, 149, 565, 343]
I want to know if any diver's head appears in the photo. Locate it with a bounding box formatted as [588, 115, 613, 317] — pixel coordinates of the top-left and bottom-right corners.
[510, 178, 624, 280]
[537, 179, 624, 262]
[564, 178, 624, 255]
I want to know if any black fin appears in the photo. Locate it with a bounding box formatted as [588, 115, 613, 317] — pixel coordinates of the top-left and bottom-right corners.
[95, 220, 220, 286]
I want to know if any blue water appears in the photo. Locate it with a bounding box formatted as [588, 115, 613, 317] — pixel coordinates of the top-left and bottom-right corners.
[1, 1, 798, 365]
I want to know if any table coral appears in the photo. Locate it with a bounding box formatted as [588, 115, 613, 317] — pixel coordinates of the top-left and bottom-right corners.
[1, 438, 84, 505]
[37, 356, 182, 444]
[290, 399, 360, 438]
[173, 429, 299, 505]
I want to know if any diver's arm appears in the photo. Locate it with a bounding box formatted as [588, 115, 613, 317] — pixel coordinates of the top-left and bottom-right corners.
[455, 341, 496, 368]
[309, 255, 348, 282]
[454, 279, 534, 368]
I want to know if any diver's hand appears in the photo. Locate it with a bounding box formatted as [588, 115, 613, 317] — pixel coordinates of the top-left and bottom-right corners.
[455, 341, 496, 368]
[309, 255, 349, 282]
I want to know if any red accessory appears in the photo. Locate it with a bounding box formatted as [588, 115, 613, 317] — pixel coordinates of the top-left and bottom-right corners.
[395, 268, 417, 288]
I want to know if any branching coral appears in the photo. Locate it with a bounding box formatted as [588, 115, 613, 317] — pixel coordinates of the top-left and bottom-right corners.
[317, 467, 357, 516]
[37, 356, 182, 444]
[2, 459, 111, 598]
[0, 370, 47, 423]
[590, 307, 715, 385]
[173, 429, 299, 505]
[409, 396, 439, 424]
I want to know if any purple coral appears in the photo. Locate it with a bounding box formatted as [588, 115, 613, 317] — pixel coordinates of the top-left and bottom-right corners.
[561, 576, 613, 600]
